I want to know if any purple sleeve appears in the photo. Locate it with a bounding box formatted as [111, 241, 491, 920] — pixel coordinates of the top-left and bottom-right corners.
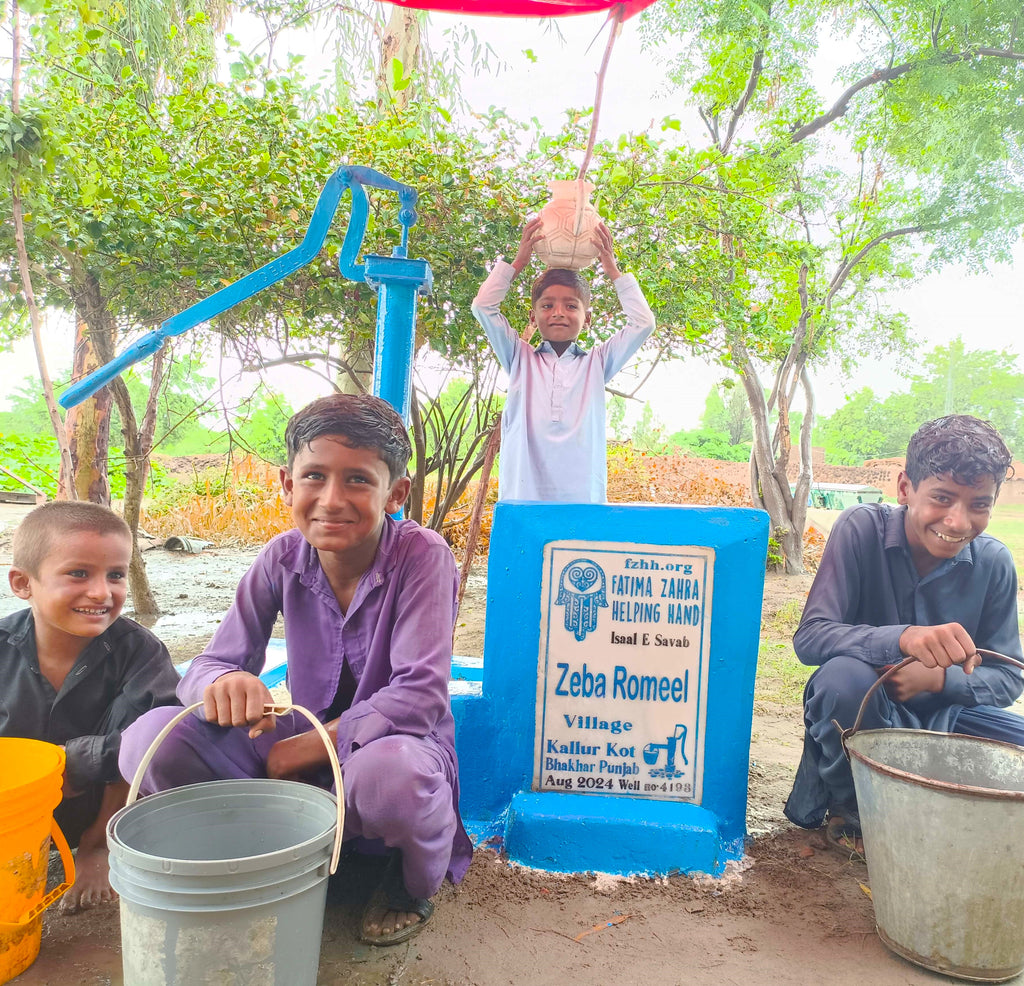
[177, 549, 281, 706]
[333, 539, 457, 759]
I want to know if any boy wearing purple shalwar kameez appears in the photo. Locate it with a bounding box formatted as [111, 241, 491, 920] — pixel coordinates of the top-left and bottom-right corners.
[120, 394, 472, 946]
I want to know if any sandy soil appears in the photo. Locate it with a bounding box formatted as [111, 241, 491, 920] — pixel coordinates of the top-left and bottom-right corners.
[2, 508, 1018, 986]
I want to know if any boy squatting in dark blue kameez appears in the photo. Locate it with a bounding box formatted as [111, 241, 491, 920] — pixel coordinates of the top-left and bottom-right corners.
[784, 415, 1024, 853]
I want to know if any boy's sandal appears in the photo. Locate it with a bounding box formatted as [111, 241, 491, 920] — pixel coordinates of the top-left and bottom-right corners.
[825, 816, 866, 863]
[359, 852, 435, 947]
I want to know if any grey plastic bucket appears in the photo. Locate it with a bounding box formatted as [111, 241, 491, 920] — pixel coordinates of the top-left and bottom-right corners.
[847, 727, 1024, 982]
[107, 778, 338, 986]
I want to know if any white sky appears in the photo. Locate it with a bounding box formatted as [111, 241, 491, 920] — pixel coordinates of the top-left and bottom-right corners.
[3, 7, 1021, 434]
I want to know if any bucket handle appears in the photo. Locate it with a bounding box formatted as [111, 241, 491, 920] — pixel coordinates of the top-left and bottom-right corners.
[0, 818, 76, 930]
[839, 648, 1024, 758]
[126, 702, 345, 875]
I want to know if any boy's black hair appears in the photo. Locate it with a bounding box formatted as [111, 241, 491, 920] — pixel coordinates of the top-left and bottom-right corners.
[905, 415, 1014, 491]
[13, 501, 131, 577]
[531, 267, 592, 308]
[284, 393, 411, 482]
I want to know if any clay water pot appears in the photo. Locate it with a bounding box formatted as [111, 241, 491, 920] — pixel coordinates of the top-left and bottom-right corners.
[534, 179, 600, 270]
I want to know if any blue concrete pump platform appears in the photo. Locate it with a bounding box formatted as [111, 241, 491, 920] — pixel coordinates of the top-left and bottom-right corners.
[452, 501, 768, 878]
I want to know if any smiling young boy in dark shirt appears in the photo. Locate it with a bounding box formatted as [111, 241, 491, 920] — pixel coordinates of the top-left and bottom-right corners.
[784, 415, 1024, 855]
[0, 501, 178, 911]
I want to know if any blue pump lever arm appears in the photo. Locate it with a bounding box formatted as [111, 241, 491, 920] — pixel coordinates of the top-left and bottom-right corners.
[59, 166, 418, 409]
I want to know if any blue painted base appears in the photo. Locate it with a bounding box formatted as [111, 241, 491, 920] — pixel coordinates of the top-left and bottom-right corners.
[454, 502, 768, 880]
[504, 791, 727, 877]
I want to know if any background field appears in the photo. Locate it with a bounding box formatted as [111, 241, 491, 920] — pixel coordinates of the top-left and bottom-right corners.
[989, 501, 1024, 581]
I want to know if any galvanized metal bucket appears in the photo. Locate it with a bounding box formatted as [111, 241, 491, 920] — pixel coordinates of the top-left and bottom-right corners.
[842, 651, 1024, 982]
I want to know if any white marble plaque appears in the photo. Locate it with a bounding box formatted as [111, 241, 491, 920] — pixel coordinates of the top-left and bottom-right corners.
[533, 541, 713, 802]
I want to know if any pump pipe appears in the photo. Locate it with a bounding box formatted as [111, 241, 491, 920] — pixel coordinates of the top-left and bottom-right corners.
[59, 166, 430, 422]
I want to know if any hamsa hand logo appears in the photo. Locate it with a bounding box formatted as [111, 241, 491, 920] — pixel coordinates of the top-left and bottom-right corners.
[555, 558, 607, 642]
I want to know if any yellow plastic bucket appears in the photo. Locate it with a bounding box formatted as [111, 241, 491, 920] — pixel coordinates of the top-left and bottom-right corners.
[0, 738, 76, 985]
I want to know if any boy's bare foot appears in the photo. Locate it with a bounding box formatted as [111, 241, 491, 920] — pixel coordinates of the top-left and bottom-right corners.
[59, 779, 127, 913]
[59, 816, 118, 914]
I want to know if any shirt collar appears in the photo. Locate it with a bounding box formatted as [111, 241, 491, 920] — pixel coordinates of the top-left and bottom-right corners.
[6, 607, 34, 645]
[290, 517, 401, 591]
[535, 340, 587, 357]
[4, 607, 113, 663]
[883, 503, 974, 571]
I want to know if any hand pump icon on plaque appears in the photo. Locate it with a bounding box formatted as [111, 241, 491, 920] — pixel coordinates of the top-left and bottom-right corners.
[643, 724, 689, 779]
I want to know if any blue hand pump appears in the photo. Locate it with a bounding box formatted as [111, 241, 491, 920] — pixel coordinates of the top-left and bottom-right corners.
[58, 166, 432, 423]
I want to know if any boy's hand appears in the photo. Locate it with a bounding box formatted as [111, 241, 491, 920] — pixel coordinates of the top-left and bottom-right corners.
[203, 671, 277, 739]
[898, 623, 982, 673]
[59, 753, 83, 799]
[592, 222, 621, 280]
[511, 217, 544, 275]
[880, 661, 946, 702]
[266, 720, 339, 781]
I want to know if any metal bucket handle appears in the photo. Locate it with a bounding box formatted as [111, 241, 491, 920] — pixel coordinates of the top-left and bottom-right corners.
[839, 648, 1024, 759]
[126, 702, 345, 874]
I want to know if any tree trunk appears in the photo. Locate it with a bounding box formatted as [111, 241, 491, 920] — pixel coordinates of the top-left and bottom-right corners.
[60, 313, 112, 504]
[734, 342, 806, 574]
[91, 316, 166, 616]
[115, 348, 167, 617]
[377, 6, 421, 111]
[457, 418, 500, 612]
[66, 268, 163, 613]
[338, 337, 374, 394]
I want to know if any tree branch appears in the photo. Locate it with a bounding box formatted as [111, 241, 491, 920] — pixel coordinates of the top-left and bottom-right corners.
[698, 106, 720, 146]
[786, 61, 917, 146]
[973, 47, 1024, 61]
[605, 345, 666, 400]
[824, 225, 924, 307]
[577, 7, 622, 181]
[722, 44, 765, 154]
[243, 351, 365, 393]
[787, 45, 1024, 149]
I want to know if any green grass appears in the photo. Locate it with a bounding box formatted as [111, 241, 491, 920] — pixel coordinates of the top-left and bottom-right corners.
[764, 598, 804, 638]
[988, 501, 1024, 582]
[755, 640, 813, 705]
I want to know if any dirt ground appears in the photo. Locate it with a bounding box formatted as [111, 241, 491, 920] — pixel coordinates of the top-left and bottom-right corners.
[2, 505, 1019, 986]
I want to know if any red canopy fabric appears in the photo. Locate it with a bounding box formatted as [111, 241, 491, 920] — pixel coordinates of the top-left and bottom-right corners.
[377, 1, 656, 18]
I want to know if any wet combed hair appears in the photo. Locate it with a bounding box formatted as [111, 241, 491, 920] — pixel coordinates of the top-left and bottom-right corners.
[530, 267, 591, 308]
[12, 501, 131, 577]
[284, 393, 412, 482]
[905, 415, 1014, 491]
